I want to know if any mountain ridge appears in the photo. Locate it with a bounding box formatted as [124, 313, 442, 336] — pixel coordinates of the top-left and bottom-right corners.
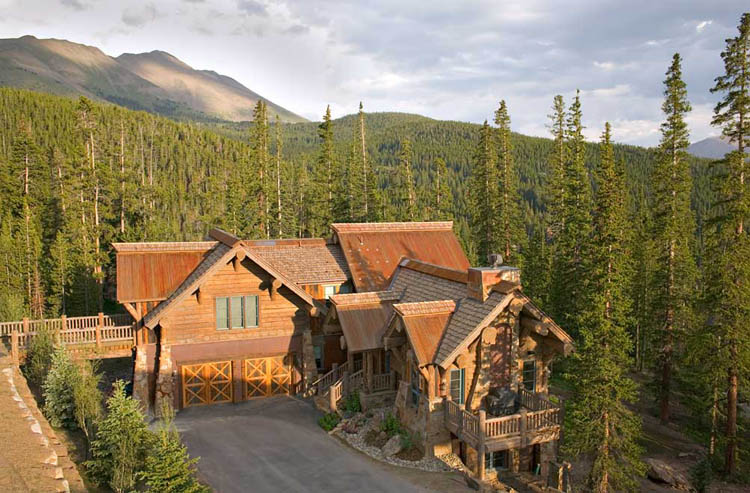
[0, 35, 306, 123]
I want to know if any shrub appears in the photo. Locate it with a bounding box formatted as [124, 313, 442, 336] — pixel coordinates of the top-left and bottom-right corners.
[380, 412, 404, 437]
[691, 455, 714, 493]
[86, 380, 153, 493]
[343, 390, 362, 413]
[72, 359, 103, 445]
[318, 412, 340, 431]
[139, 402, 209, 493]
[42, 346, 77, 428]
[24, 325, 55, 387]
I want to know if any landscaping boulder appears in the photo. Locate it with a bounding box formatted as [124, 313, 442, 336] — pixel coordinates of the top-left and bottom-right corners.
[645, 458, 690, 490]
[382, 435, 403, 457]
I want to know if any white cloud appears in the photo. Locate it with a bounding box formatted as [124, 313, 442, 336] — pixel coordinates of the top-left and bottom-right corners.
[696, 20, 712, 33]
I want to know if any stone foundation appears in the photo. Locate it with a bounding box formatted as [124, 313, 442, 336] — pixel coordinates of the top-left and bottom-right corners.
[360, 390, 396, 411]
[132, 344, 151, 416]
[301, 329, 318, 388]
[153, 345, 174, 417]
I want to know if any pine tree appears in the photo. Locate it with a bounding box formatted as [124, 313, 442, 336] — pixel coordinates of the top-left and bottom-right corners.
[87, 380, 152, 493]
[349, 102, 377, 221]
[432, 157, 454, 220]
[394, 139, 416, 221]
[43, 346, 78, 429]
[139, 404, 209, 493]
[706, 12, 750, 475]
[549, 90, 592, 335]
[546, 95, 567, 240]
[494, 100, 526, 266]
[564, 122, 645, 492]
[523, 221, 550, 308]
[469, 120, 498, 264]
[651, 53, 697, 424]
[310, 105, 336, 236]
[250, 100, 270, 238]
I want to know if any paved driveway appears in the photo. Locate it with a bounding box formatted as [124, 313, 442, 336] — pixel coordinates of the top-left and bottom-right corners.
[175, 396, 430, 493]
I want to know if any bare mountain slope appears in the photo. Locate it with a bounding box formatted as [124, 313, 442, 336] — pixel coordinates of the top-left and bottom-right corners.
[0, 36, 305, 123]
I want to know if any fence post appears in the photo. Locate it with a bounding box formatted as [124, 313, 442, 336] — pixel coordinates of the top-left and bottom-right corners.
[478, 410, 487, 480]
[22, 317, 28, 333]
[11, 330, 19, 367]
[329, 385, 337, 413]
[520, 408, 527, 448]
[95, 313, 102, 350]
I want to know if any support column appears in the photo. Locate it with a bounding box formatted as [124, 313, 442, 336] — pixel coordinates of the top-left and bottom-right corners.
[301, 329, 318, 392]
[132, 344, 151, 416]
[478, 410, 487, 480]
[154, 345, 174, 417]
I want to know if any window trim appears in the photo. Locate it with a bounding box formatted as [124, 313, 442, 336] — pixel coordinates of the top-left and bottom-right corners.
[215, 294, 260, 330]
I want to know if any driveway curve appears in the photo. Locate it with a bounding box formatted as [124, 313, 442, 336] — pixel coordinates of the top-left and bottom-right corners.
[175, 396, 431, 493]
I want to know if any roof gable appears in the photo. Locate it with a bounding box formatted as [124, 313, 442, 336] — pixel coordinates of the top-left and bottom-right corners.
[330, 291, 398, 352]
[394, 300, 455, 367]
[143, 241, 315, 329]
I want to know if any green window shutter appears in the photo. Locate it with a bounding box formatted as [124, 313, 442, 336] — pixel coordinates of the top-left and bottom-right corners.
[216, 297, 229, 330]
[231, 296, 244, 328]
[244, 295, 258, 327]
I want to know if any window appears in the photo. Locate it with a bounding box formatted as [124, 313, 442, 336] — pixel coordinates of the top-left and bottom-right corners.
[485, 451, 508, 471]
[314, 345, 323, 370]
[338, 283, 352, 294]
[450, 368, 465, 405]
[215, 295, 258, 330]
[324, 285, 337, 299]
[522, 360, 536, 391]
[410, 366, 421, 407]
[384, 351, 391, 374]
[216, 297, 229, 330]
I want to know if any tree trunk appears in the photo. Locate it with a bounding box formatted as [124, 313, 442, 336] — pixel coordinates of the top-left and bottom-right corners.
[725, 341, 738, 475]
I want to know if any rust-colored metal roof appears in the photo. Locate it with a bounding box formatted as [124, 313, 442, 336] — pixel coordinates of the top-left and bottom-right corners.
[332, 291, 397, 352]
[394, 300, 455, 367]
[331, 222, 469, 292]
[113, 242, 217, 302]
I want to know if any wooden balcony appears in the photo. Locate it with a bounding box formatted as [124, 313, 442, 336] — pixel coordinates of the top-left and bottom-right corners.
[444, 390, 561, 453]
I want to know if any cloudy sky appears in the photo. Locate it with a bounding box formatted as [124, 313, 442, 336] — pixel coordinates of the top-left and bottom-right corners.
[0, 0, 747, 146]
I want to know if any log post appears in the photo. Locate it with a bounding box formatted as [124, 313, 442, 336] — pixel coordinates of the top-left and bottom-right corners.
[329, 385, 337, 412]
[520, 408, 528, 448]
[478, 410, 487, 480]
[22, 317, 28, 333]
[390, 369, 396, 391]
[342, 370, 349, 397]
[444, 394, 452, 427]
[11, 330, 19, 367]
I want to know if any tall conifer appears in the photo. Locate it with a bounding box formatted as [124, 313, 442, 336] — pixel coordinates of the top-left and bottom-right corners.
[394, 139, 416, 221]
[565, 123, 645, 492]
[706, 13, 750, 475]
[469, 120, 498, 264]
[651, 53, 697, 424]
[311, 105, 336, 236]
[494, 100, 525, 266]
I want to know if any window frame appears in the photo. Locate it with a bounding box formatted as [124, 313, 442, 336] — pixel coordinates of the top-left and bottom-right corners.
[485, 450, 508, 471]
[215, 294, 260, 331]
[449, 368, 465, 405]
[522, 359, 536, 392]
[410, 365, 421, 407]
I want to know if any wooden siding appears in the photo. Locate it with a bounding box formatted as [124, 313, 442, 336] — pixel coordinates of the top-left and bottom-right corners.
[159, 258, 310, 346]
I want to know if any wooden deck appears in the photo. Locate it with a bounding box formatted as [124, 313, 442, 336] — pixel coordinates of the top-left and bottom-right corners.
[444, 390, 561, 453]
[4, 314, 135, 361]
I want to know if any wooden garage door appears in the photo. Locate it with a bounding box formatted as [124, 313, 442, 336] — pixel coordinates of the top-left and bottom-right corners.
[244, 355, 291, 398]
[182, 361, 233, 407]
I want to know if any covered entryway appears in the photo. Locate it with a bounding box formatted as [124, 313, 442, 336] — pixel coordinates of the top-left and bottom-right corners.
[182, 361, 233, 407]
[244, 355, 291, 398]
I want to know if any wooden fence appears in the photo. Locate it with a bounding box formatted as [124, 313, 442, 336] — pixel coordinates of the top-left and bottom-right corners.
[1, 313, 132, 337]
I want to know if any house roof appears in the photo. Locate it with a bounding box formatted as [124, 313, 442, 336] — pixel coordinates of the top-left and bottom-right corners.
[329, 291, 398, 352]
[142, 233, 316, 330]
[386, 258, 572, 368]
[331, 221, 470, 292]
[112, 241, 218, 302]
[394, 300, 455, 367]
[247, 239, 351, 285]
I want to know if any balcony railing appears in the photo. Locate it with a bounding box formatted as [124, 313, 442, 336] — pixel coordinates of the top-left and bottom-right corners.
[444, 394, 561, 450]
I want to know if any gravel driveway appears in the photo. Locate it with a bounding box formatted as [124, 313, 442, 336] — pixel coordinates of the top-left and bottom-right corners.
[175, 396, 432, 493]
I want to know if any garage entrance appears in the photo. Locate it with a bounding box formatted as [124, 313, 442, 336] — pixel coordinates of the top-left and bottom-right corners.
[182, 361, 233, 407]
[244, 355, 291, 398]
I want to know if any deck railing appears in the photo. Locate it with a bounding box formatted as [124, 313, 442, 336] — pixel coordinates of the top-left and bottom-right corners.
[310, 361, 350, 395]
[371, 372, 395, 393]
[349, 369, 364, 392]
[519, 387, 555, 411]
[1, 313, 132, 337]
[444, 395, 561, 448]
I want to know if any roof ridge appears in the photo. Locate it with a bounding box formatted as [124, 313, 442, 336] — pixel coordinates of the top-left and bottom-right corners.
[398, 258, 468, 283]
[393, 299, 457, 316]
[331, 221, 454, 233]
[330, 290, 401, 306]
[112, 241, 218, 252]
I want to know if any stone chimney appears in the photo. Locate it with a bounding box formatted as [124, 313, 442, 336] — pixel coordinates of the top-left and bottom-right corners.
[467, 265, 521, 302]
